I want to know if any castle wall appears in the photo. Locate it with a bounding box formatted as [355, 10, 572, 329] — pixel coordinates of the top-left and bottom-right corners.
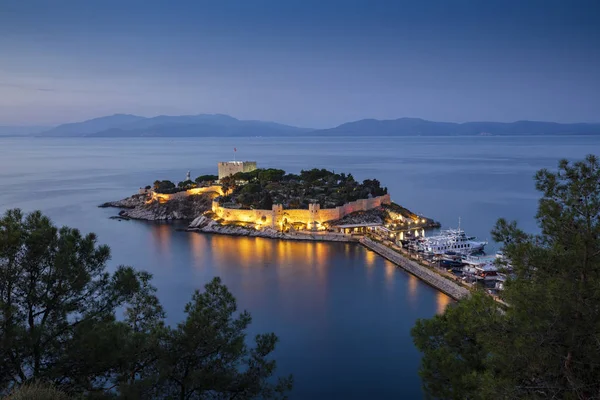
[151, 185, 224, 203]
[314, 208, 341, 223]
[187, 186, 225, 196]
[336, 194, 391, 216]
[211, 194, 391, 229]
[211, 201, 274, 227]
[152, 191, 188, 203]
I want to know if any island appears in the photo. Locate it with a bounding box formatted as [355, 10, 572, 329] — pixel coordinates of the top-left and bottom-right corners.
[100, 161, 477, 300]
[101, 161, 440, 242]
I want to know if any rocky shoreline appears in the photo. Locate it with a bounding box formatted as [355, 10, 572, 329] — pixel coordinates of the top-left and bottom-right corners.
[99, 193, 213, 221]
[187, 215, 354, 242]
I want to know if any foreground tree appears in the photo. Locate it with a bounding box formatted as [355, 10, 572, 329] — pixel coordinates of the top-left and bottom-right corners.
[0, 209, 142, 392]
[0, 209, 291, 398]
[412, 155, 600, 399]
[142, 278, 292, 399]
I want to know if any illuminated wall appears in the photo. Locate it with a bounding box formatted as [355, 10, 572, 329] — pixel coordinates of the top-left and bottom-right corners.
[186, 186, 225, 196]
[211, 194, 391, 229]
[211, 205, 275, 227]
[150, 185, 224, 203]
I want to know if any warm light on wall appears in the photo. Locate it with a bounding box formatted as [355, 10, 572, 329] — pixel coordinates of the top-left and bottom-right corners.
[211, 194, 391, 231]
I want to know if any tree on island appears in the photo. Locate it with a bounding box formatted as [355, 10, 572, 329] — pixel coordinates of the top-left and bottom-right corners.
[0, 209, 292, 399]
[257, 169, 285, 184]
[177, 179, 196, 189]
[194, 174, 218, 184]
[153, 180, 176, 193]
[220, 175, 237, 194]
[412, 155, 600, 399]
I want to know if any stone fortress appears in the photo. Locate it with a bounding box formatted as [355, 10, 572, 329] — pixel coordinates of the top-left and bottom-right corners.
[146, 160, 393, 230]
[212, 160, 392, 230]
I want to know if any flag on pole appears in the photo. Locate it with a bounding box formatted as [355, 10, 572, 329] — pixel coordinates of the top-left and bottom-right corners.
[234, 147, 237, 152]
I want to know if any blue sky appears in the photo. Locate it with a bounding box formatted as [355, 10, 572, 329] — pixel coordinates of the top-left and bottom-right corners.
[1, 0, 599, 127]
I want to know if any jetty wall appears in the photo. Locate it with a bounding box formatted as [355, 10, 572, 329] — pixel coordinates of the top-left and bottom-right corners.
[211, 194, 391, 228]
[359, 237, 470, 300]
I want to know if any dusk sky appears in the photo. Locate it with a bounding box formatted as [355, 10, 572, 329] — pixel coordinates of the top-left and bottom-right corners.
[1, 0, 599, 128]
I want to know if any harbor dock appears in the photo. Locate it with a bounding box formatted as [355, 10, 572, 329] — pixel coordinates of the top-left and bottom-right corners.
[359, 237, 470, 300]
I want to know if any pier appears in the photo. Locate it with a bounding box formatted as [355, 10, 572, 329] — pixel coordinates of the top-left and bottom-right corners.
[359, 237, 470, 300]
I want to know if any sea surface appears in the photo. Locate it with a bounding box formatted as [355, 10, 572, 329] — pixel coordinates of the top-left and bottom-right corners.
[1, 135, 597, 398]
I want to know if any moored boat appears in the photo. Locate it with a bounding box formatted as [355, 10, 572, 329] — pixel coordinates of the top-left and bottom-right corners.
[419, 220, 487, 255]
[438, 251, 465, 268]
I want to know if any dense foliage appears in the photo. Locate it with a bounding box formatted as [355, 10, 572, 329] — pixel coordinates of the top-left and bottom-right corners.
[411, 155, 600, 399]
[194, 174, 218, 184]
[152, 179, 180, 194]
[152, 179, 198, 194]
[221, 168, 387, 210]
[0, 209, 292, 399]
[177, 179, 195, 188]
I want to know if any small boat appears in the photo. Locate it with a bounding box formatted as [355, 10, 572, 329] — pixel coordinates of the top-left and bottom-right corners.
[439, 251, 465, 268]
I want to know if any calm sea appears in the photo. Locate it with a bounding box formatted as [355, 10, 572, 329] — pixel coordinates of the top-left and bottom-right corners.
[1, 135, 597, 398]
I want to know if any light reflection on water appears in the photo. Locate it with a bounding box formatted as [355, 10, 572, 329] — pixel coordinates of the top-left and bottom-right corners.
[151, 223, 173, 255]
[437, 291, 452, 314]
[408, 274, 419, 305]
[365, 246, 377, 268]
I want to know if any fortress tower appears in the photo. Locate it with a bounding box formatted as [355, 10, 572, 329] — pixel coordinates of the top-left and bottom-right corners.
[218, 161, 257, 180]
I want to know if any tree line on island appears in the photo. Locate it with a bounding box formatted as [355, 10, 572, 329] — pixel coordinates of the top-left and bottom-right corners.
[151, 174, 219, 195]
[219, 168, 387, 210]
[151, 168, 388, 211]
[1, 155, 599, 399]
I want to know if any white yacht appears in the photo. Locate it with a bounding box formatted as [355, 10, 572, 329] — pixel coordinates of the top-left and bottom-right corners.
[419, 219, 487, 255]
[462, 254, 497, 268]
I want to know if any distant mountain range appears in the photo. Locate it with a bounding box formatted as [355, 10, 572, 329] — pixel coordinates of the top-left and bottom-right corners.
[39, 114, 311, 137]
[31, 114, 600, 137]
[315, 118, 600, 136]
